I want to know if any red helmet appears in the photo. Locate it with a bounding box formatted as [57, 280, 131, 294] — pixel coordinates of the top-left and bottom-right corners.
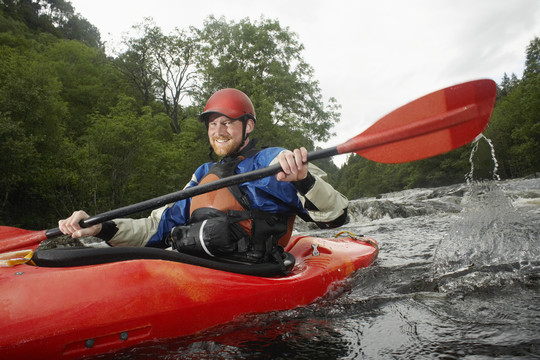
[198, 88, 256, 123]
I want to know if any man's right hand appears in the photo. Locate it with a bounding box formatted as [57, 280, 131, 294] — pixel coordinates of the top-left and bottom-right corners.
[58, 210, 102, 238]
[276, 147, 309, 182]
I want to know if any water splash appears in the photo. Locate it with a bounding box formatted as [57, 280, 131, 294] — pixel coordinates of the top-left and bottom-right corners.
[434, 134, 532, 280]
[466, 134, 500, 184]
[432, 181, 540, 284]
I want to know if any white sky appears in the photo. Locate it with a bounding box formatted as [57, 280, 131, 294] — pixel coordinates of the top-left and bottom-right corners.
[69, 0, 540, 165]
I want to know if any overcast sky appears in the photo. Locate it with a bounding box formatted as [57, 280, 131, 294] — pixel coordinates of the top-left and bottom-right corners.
[69, 0, 540, 165]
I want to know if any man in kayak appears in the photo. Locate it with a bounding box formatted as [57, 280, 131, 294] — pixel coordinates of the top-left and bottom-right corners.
[59, 88, 348, 265]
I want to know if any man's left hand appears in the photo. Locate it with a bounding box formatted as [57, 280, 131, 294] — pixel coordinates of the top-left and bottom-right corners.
[276, 147, 308, 182]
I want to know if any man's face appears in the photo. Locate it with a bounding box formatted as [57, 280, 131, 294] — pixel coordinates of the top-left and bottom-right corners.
[207, 114, 247, 157]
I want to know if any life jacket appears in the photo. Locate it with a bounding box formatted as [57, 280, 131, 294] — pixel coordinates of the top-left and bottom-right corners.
[167, 149, 295, 268]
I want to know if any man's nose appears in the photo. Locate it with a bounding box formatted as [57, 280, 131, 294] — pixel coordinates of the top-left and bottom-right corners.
[215, 123, 228, 135]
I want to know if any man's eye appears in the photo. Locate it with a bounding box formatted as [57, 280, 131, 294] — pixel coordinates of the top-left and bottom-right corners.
[209, 120, 234, 127]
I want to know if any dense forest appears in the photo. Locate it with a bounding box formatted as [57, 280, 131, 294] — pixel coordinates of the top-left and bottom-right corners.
[1, 0, 539, 229]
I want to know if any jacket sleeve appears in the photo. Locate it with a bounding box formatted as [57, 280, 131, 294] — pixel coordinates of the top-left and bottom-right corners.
[299, 164, 349, 226]
[103, 205, 170, 247]
[270, 153, 349, 226]
[100, 166, 208, 247]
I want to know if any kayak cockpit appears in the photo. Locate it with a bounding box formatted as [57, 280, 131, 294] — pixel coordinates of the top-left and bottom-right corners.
[30, 246, 295, 277]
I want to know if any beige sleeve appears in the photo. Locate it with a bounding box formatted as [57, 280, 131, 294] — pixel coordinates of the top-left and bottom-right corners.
[107, 205, 169, 247]
[106, 176, 197, 247]
[299, 163, 349, 222]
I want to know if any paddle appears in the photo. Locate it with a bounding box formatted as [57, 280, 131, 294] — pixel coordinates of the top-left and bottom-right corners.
[0, 79, 497, 253]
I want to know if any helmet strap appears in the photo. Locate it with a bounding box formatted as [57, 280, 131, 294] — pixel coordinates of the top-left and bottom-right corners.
[207, 145, 215, 161]
[239, 117, 248, 149]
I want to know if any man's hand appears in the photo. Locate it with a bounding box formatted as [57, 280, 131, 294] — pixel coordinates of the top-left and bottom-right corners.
[276, 147, 308, 182]
[58, 210, 102, 238]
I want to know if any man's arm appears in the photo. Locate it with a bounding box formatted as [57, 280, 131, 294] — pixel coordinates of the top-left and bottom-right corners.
[58, 207, 170, 247]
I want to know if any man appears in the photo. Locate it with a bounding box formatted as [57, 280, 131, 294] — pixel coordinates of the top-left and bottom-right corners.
[59, 88, 348, 264]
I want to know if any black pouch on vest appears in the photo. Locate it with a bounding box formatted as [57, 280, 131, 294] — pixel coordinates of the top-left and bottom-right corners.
[167, 208, 249, 258]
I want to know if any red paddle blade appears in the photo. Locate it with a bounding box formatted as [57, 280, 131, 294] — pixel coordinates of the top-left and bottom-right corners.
[338, 79, 497, 163]
[0, 226, 47, 253]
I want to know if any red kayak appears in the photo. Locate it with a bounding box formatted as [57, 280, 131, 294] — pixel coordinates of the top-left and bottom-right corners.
[0, 227, 377, 359]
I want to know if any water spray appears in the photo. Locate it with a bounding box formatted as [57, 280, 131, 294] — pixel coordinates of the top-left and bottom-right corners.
[466, 134, 500, 184]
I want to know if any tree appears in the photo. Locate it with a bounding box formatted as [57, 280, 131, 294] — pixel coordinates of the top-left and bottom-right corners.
[524, 36, 540, 79]
[498, 72, 519, 98]
[115, 19, 199, 133]
[154, 27, 199, 133]
[486, 36, 540, 178]
[193, 16, 341, 150]
[114, 21, 159, 107]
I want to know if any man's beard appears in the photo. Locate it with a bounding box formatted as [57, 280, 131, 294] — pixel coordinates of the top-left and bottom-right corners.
[210, 136, 243, 157]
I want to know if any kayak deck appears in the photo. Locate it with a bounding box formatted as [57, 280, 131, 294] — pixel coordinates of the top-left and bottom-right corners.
[0, 234, 377, 359]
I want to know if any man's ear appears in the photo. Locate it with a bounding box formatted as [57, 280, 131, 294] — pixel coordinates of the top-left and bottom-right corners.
[245, 118, 255, 134]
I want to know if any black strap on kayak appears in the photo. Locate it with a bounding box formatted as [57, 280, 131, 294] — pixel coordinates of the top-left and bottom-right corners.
[31, 247, 295, 277]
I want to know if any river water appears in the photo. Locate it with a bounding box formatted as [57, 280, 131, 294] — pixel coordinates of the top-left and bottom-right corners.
[92, 176, 540, 360]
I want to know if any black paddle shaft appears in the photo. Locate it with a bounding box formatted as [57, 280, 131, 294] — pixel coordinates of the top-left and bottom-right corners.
[45, 147, 339, 238]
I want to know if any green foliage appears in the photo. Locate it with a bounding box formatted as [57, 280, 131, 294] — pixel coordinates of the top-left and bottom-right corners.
[82, 97, 170, 209]
[484, 36, 540, 178]
[0, 33, 70, 227]
[1, 0, 101, 47]
[0, 113, 38, 209]
[524, 36, 540, 79]
[45, 40, 130, 137]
